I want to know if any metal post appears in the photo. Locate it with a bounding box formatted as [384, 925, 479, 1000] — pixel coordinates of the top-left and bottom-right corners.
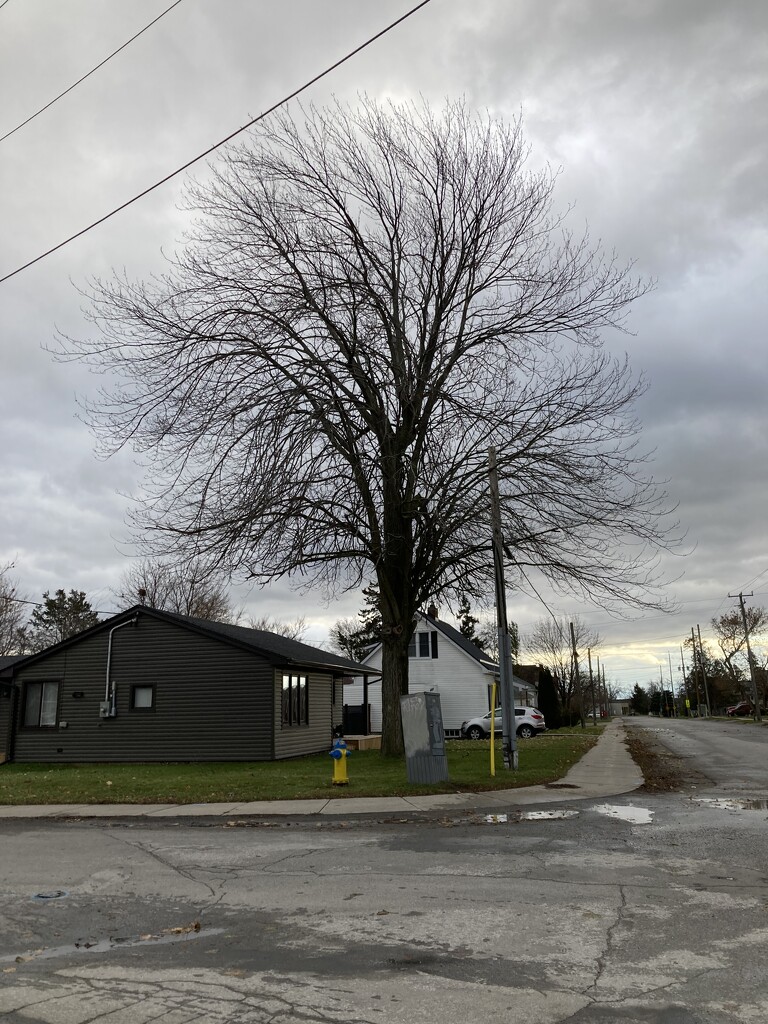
[488, 447, 518, 769]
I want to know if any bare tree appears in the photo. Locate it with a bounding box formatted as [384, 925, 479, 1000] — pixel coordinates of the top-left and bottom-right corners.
[0, 564, 28, 655]
[247, 614, 307, 640]
[114, 557, 234, 622]
[64, 98, 677, 755]
[525, 615, 602, 711]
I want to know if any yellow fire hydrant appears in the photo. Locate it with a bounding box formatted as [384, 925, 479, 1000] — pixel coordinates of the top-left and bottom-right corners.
[329, 737, 350, 785]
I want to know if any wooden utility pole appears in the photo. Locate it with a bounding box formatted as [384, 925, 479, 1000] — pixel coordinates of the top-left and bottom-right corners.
[696, 624, 712, 717]
[690, 629, 704, 715]
[587, 648, 597, 721]
[729, 591, 762, 723]
[680, 645, 690, 716]
[570, 621, 585, 728]
[667, 651, 677, 717]
[488, 447, 518, 768]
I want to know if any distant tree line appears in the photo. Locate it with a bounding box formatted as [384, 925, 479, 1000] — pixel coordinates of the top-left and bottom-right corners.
[0, 560, 307, 656]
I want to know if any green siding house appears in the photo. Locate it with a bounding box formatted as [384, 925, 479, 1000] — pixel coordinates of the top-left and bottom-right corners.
[0, 606, 374, 764]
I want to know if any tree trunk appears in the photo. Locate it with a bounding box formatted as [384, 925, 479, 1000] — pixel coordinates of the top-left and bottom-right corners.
[380, 632, 410, 757]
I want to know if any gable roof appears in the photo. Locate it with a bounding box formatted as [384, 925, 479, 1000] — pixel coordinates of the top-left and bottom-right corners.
[154, 607, 378, 675]
[420, 610, 498, 670]
[2, 606, 379, 678]
[360, 609, 499, 672]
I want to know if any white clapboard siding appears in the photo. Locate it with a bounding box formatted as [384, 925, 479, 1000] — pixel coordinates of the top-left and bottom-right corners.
[344, 616, 498, 733]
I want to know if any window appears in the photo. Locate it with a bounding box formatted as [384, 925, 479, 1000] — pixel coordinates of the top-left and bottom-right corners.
[131, 685, 155, 711]
[23, 681, 59, 727]
[281, 674, 308, 726]
[408, 631, 438, 659]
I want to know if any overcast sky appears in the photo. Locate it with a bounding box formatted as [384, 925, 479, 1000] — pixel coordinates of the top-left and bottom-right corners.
[1, 0, 766, 692]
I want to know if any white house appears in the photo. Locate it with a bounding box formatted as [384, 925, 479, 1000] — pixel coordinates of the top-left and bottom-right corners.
[344, 607, 537, 736]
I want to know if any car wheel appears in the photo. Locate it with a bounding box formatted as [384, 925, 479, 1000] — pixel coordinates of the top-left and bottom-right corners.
[517, 724, 535, 739]
[466, 725, 485, 740]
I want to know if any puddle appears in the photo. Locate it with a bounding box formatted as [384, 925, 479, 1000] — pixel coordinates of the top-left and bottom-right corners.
[1, 925, 222, 965]
[31, 890, 69, 901]
[591, 803, 654, 825]
[520, 809, 579, 821]
[693, 797, 768, 812]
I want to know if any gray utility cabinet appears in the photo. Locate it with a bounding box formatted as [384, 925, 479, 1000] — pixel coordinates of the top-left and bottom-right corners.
[400, 691, 449, 784]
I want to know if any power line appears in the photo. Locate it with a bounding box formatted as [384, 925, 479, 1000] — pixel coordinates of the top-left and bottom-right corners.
[0, 0, 12, 10]
[0, 0, 186, 146]
[740, 565, 768, 592]
[0, 0, 434, 287]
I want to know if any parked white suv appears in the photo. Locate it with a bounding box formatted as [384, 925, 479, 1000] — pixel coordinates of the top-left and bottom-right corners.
[460, 707, 546, 740]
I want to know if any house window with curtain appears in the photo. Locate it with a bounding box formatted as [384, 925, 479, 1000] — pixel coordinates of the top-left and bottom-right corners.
[23, 681, 60, 727]
[281, 674, 308, 726]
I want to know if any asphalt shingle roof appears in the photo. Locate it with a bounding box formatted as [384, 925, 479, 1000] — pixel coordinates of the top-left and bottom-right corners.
[144, 607, 377, 675]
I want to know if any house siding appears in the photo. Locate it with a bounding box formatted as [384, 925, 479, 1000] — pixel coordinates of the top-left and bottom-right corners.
[0, 688, 13, 762]
[346, 625, 496, 734]
[11, 616, 274, 763]
[272, 668, 339, 760]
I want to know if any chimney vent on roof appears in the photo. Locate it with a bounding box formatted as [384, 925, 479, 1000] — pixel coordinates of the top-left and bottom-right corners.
[427, 603, 438, 620]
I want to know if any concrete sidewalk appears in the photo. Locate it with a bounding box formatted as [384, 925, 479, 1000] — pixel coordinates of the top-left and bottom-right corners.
[0, 720, 643, 820]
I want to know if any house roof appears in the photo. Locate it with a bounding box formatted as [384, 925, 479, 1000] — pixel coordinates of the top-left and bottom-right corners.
[1, 606, 379, 678]
[153, 607, 379, 675]
[360, 609, 499, 672]
[0, 654, 26, 676]
[420, 610, 499, 670]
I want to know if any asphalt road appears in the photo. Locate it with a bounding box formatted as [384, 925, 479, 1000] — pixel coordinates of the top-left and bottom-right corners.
[626, 715, 768, 792]
[1, 720, 767, 1024]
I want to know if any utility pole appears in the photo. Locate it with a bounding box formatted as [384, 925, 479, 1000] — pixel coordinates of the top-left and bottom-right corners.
[488, 447, 518, 768]
[601, 662, 608, 717]
[729, 591, 762, 723]
[690, 629, 704, 716]
[587, 648, 597, 722]
[667, 651, 677, 717]
[680, 645, 689, 716]
[696, 624, 712, 717]
[570, 622, 585, 728]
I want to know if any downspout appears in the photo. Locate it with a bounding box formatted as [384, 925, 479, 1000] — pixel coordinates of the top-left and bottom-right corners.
[104, 615, 138, 716]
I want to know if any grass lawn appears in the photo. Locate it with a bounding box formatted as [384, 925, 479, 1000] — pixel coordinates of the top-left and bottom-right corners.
[0, 728, 602, 805]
